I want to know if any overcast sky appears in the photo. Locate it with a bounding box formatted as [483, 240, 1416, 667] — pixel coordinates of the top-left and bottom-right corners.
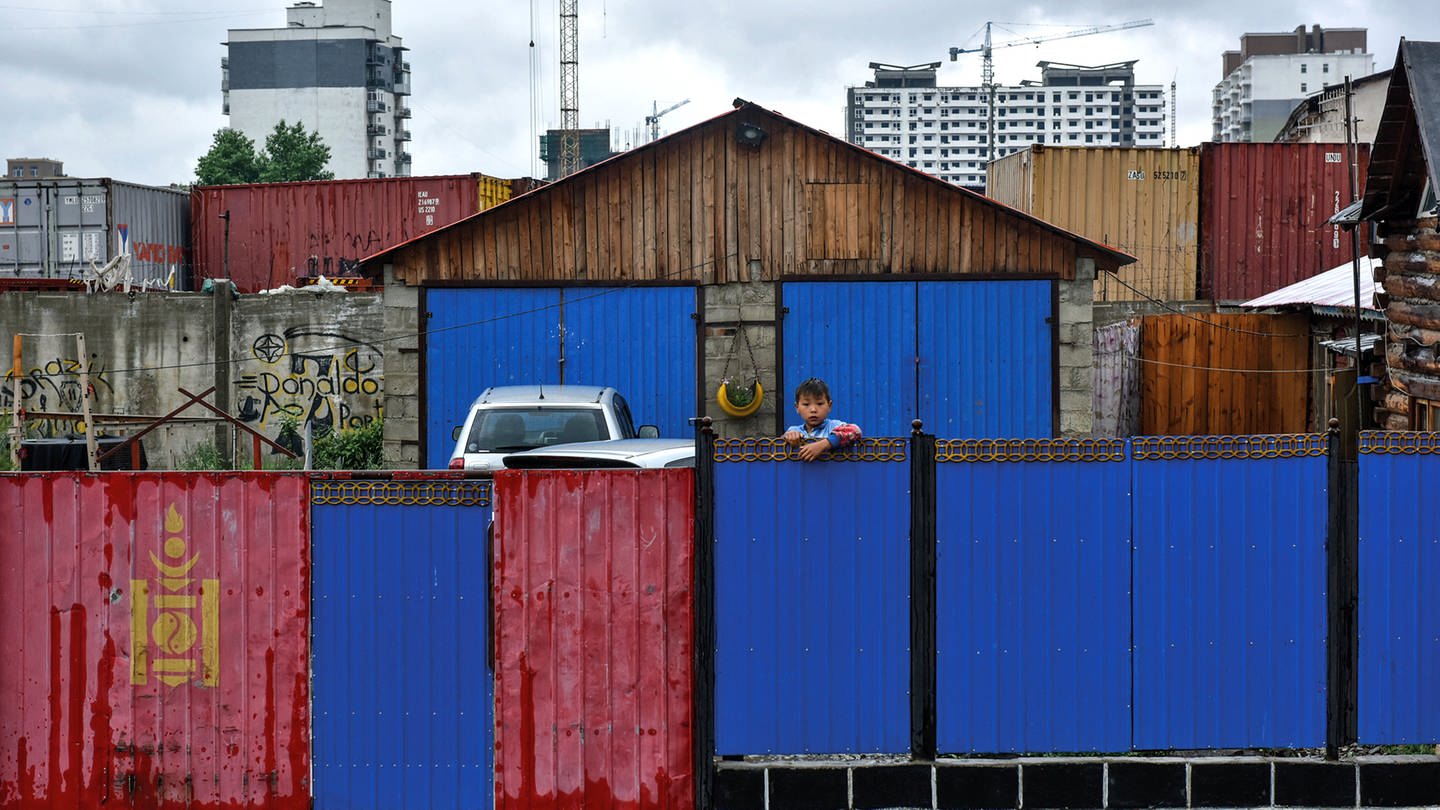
[0, 1, 1420, 187]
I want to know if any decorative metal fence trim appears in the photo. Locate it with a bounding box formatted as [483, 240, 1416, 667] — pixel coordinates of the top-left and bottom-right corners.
[714, 438, 908, 463]
[310, 480, 493, 506]
[1131, 434, 1327, 461]
[1359, 431, 1440, 456]
[936, 438, 1127, 464]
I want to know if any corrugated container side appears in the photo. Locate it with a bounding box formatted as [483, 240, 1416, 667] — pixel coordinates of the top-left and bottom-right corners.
[936, 443, 1132, 753]
[985, 151, 1032, 211]
[0, 179, 189, 289]
[1358, 435, 1440, 744]
[493, 469, 694, 810]
[1016, 146, 1201, 302]
[0, 472, 310, 809]
[714, 446, 910, 754]
[191, 175, 482, 292]
[476, 173, 513, 211]
[1199, 142, 1369, 301]
[1131, 438, 1327, 749]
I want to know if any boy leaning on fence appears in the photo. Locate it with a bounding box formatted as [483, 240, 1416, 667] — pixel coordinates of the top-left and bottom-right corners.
[782, 377, 862, 462]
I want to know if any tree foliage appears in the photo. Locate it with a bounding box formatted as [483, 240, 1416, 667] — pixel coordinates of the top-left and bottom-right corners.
[194, 128, 261, 185]
[258, 120, 335, 182]
[194, 120, 334, 185]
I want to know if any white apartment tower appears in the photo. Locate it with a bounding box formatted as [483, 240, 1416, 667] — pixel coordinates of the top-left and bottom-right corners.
[222, 0, 412, 179]
[846, 61, 1168, 190]
[1212, 25, 1373, 143]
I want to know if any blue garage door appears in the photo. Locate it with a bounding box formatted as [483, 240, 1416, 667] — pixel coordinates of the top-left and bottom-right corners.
[425, 287, 697, 467]
[781, 280, 1053, 438]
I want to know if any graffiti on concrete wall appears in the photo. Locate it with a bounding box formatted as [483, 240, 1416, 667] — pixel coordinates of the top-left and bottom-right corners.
[1, 355, 115, 437]
[235, 327, 383, 434]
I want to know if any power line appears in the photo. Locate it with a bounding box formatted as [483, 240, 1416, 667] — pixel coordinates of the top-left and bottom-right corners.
[1105, 274, 1310, 338]
[13, 252, 739, 381]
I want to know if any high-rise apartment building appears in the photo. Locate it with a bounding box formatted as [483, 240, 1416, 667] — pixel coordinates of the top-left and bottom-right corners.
[846, 61, 1168, 190]
[222, 0, 411, 179]
[1212, 24, 1373, 143]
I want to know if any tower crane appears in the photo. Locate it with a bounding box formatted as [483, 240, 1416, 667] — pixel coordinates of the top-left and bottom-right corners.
[558, 0, 580, 177]
[645, 98, 691, 143]
[948, 19, 1154, 165]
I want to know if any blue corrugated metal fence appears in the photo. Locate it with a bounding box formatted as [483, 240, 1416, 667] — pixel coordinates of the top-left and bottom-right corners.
[310, 479, 494, 810]
[935, 438, 1131, 753]
[713, 438, 911, 754]
[1359, 432, 1440, 744]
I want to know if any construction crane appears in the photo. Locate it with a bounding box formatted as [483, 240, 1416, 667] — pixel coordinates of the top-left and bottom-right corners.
[558, 0, 580, 177]
[948, 19, 1154, 165]
[645, 98, 691, 143]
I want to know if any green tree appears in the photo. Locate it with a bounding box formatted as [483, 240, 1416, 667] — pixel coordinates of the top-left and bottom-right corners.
[194, 120, 334, 185]
[194, 128, 261, 185]
[257, 120, 335, 182]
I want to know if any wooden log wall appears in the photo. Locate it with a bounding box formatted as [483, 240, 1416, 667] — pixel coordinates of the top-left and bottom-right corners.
[1375, 216, 1440, 429]
[388, 109, 1124, 285]
[1140, 312, 1312, 436]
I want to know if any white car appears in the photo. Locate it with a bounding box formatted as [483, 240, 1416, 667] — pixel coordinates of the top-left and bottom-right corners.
[501, 438, 695, 469]
[447, 385, 657, 471]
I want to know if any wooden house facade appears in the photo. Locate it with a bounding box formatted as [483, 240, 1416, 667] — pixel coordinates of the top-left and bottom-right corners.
[364, 101, 1135, 467]
[1354, 40, 1440, 430]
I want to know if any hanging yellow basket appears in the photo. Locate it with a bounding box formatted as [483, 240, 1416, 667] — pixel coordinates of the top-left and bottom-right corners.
[717, 379, 764, 418]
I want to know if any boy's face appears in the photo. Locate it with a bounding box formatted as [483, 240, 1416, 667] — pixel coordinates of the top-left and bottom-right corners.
[794, 394, 832, 428]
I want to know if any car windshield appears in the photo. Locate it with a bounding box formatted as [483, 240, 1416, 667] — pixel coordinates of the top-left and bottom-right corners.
[464, 407, 609, 453]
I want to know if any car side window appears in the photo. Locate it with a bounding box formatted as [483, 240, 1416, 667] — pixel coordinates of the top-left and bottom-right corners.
[613, 394, 637, 438]
[664, 457, 695, 468]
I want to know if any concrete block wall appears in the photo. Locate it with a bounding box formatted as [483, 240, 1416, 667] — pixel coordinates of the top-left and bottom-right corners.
[381, 265, 421, 467]
[714, 756, 1440, 809]
[0, 286, 383, 468]
[703, 282, 781, 438]
[1057, 277, 1095, 436]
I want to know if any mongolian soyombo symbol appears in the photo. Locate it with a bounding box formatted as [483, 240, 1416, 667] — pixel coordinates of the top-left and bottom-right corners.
[131, 503, 219, 687]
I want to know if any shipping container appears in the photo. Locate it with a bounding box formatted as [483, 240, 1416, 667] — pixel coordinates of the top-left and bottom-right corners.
[0, 471, 310, 809]
[1199, 142, 1369, 301]
[192, 174, 516, 292]
[0, 178, 191, 289]
[988, 145, 1201, 302]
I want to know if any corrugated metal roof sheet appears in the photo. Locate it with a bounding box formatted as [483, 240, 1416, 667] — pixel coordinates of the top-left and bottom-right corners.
[1241, 256, 1380, 311]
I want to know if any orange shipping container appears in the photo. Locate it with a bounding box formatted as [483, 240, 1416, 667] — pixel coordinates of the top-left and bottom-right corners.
[988, 145, 1201, 302]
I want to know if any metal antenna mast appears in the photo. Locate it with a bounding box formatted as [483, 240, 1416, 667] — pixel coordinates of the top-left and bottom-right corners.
[559, 0, 580, 177]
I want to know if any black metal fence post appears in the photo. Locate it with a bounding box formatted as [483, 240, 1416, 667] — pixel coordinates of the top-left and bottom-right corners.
[1326, 417, 1359, 758]
[910, 420, 937, 760]
[693, 416, 717, 806]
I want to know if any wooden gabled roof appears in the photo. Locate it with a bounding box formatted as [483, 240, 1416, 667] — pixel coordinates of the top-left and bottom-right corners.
[365, 100, 1135, 285]
[1362, 40, 1440, 220]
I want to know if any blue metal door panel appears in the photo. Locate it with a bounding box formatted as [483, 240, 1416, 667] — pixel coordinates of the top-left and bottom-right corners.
[424, 288, 562, 467]
[311, 480, 493, 810]
[1359, 435, 1440, 743]
[935, 440, 1131, 753]
[781, 281, 917, 438]
[918, 281, 1053, 438]
[562, 286, 698, 437]
[713, 442, 910, 754]
[1132, 437, 1328, 749]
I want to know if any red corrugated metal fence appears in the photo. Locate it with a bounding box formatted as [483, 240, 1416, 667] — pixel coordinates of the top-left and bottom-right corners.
[493, 469, 694, 810]
[0, 472, 310, 809]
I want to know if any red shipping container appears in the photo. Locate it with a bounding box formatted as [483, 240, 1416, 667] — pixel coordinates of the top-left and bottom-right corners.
[1199, 142, 1370, 301]
[191, 175, 483, 292]
[494, 469, 694, 810]
[0, 472, 310, 809]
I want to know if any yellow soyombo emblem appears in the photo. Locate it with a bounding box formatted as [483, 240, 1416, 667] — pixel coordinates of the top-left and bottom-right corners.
[131, 503, 219, 687]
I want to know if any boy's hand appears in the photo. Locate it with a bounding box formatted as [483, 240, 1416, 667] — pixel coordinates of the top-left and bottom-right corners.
[797, 439, 828, 462]
[783, 429, 804, 446]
